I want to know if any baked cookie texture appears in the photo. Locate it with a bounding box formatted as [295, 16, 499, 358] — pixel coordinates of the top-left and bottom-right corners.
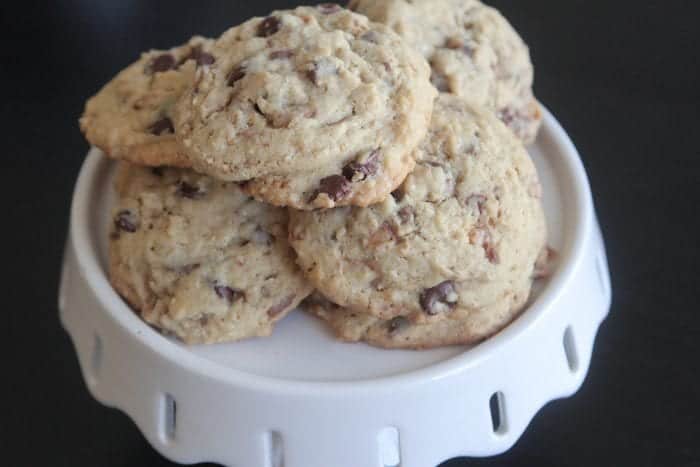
[80, 37, 215, 167]
[348, 0, 542, 143]
[174, 4, 436, 209]
[108, 162, 312, 344]
[290, 94, 546, 327]
[304, 292, 528, 349]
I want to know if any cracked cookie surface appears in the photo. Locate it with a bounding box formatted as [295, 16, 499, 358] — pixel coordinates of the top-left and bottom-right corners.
[348, 0, 541, 143]
[80, 37, 214, 167]
[290, 94, 546, 324]
[174, 5, 435, 209]
[109, 162, 312, 344]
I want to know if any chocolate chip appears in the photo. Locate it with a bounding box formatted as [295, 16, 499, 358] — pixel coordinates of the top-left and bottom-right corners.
[465, 194, 487, 215]
[269, 49, 294, 60]
[253, 102, 265, 117]
[419, 280, 458, 315]
[114, 210, 138, 233]
[485, 243, 499, 264]
[148, 117, 174, 135]
[227, 65, 246, 86]
[444, 38, 474, 57]
[179, 263, 200, 275]
[214, 284, 243, 304]
[306, 68, 318, 85]
[150, 167, 164, 177]
[368, 221, 398, 247]
[149, 54, 176, 73]
[267, 294, 295, 317]
[498, 107, 516, 125]
[342, 149, 380, 181]
[191, 48, 215, 66]
[445, 37, 463, 49]
[257, 16, 280, 37]
[176, 181, 204, 199]
[314, 175, 351, 202]
[387, 316, 409, 335]
[180, 45, 215, 67]
[397, 206, 413, 224]
[318, 3, 341, 14]
[391, 188, 405, 202]
[430, 70, 450, 92]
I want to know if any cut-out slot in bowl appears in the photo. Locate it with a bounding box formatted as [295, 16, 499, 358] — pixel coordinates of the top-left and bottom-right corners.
[263, 431, 283, 467]
[378, 427, 401, 467]
[88, 334, 103, 385]
[489, 392, 507, 435]
[563, 326, 579, 373]
[161, 394, 176, 443]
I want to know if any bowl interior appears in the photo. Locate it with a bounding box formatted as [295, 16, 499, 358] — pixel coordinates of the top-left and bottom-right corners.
[88, 113, 573, 382]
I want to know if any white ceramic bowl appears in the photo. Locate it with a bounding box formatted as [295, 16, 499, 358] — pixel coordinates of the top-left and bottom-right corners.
[59, 107, 611, 467]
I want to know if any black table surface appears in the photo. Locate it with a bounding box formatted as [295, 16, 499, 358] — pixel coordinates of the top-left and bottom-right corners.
[1, 1, 698, 466]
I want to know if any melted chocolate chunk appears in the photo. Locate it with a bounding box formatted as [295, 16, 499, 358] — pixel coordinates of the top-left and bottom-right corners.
[179, 263, 201, 275]
[176, 181, 204, 199]
[465, 194, 487, 215]
[267, 294, 295, 317]
[498, 107, 516, 125]
[179, 45, 215, 67]
[430, 70, 450, 92]
[148, 117, 174, 135]
[214, 284, 243, 304]
[397, 206, 414, 224]
[257, 16, 280, 37]
[419, 280, 458, 315]
[484, 242, 499, 264]
[149, 54, 176, 73]
[192, 48, 215, 66]
[269, 49, 294, 60]
[342, 149, 380, 181]
[306, 68, 318, 85]
[387, 316, 409, 335]
[315, 175, 351, 202]
[114, 210, 138, 233]
[227, 65, 246, 86]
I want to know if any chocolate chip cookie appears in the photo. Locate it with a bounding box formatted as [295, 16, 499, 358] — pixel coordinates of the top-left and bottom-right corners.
[174, 5, 436, 209]
[80, 36, 214, 167]
[304, 292, 529, 349]
[348, 0, 542, 143]
[289, 94, 546, 324]
[109, 162, 312, 344]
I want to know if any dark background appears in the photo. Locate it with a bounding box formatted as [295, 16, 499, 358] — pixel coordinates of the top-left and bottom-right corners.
[1, 0, 698, 466]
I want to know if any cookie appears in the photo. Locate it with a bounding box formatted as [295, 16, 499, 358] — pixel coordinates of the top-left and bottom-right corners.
[108, 162, 312, 344]
[80, 37, 214, 167]
[289, 94, 546, 324]
[304, 292, 528, 349]
[174, 5, 436, 209]
[348, 0, 542, 143]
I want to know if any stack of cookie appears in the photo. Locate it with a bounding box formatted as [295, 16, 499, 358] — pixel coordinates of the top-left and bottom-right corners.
[81, 0, 549, 349]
